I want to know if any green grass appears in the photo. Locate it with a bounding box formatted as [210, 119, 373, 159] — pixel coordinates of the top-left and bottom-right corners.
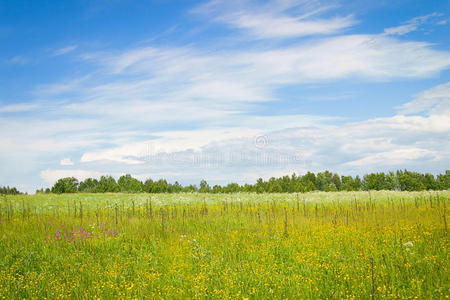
[0, 191, 448, 299]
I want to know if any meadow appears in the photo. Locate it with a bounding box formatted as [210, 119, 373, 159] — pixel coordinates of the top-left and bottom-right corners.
[0, 191, 448, 299]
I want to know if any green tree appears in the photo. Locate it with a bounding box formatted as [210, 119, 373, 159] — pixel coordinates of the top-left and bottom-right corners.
[316, 171, 333, 191]
[118, 174, 143, 193]
[437, 171, 450, 189]
[183, 184, 198, 193]
[212, 185, 222, 193]
[95, 176, 119, 192]
[0, 186, 22, 195]
[302, 172, 317, 191]
[423, 173, 437, 190]
[341, 176, 356, 191]
[267, 177, 282, 193]
[224, 183, 240, 193]
[332, 173, 341, 191]
[172, 181, 183, 193]
[199, 180, 211, 193]
[51, 177, 78, 194]
[152, 179, 169, 193]
[255, 178, 265, 193]
[78, 178, 99, 193]
[143, 179, 154, 193]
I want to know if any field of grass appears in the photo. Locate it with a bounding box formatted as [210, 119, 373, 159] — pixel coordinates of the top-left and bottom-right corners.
[0, 191, 448, 299]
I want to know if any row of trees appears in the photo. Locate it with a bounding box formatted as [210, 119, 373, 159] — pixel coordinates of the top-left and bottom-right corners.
[39, 170, 450, 194]
[0, 186, 23, 195]
[249, 170, 450, 193]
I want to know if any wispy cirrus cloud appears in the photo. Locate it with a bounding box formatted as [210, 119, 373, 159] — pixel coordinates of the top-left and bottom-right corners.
[8, 55, 28, 65]
[0, 103, 38, 113]
[46, 32, 450, 109]
[239, 35, 450, 81]
[397, 82, 450, 115]
[384, 12, 443, 36]
[346, 148, 438, 167]
[192, 0, 356, 39]
[52, 45, 78, 56]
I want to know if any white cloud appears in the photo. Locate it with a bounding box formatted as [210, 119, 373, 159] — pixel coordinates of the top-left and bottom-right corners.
[74, 81, 450, 176]
[53, 45, 78, 56]
[193, 0, 355, 39]
[240, 35, 450, 81]
[353, 114, 450, 134]
[34, 34, 450, 120]
[384, 13, 441, 36]
[0, 103, 37, 113]
[397, 82, 450, 114]
[220, 13, 355, 39]
[79, 128, 263, 164]
[9, 56, 28, 65]
[77, 106, 450, 173]
[60, 158, 74, 166]
[33, 76, 89, 97]
[0, 117, 104, 152]
[40, 169, 103, 185]
[346, 148, 438, 167]
[78, 113, 338, 164]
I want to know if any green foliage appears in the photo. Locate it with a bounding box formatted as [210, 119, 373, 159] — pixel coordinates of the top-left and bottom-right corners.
[51, 177, 78, 194]
[0, 186, 22, 195]
[199, 180, 211, 193]
[437, 170, 450, 190]
[78, 178, 98, 193]
[95, 176, 120, 193]
[45, 170, 450, 194]
[118, 174, 143, 193]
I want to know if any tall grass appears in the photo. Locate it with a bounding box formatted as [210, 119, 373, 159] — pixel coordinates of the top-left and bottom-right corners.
[0, 191, 448, 299]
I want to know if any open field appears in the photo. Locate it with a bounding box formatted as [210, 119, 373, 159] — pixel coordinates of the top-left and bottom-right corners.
[0, 191, 448, 299]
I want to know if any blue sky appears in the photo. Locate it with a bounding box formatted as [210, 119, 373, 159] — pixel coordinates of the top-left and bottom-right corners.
[1, 0, 450, 192]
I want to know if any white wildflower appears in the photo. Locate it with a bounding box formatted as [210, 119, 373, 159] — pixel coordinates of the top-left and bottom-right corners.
[403, 241, 413, 247]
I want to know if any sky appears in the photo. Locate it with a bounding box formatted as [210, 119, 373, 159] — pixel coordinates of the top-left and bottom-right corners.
[1, 0, 450, 193]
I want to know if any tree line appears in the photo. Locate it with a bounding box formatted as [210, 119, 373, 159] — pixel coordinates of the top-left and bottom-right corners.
[0, 186, 23, 195]
[35, 169, 450, 194]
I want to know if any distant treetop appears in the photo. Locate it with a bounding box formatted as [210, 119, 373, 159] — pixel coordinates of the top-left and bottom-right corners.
[0, 186, 23, 195]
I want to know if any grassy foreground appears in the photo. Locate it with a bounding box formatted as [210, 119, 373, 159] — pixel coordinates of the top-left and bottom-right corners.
[0, 191, 448, 299]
